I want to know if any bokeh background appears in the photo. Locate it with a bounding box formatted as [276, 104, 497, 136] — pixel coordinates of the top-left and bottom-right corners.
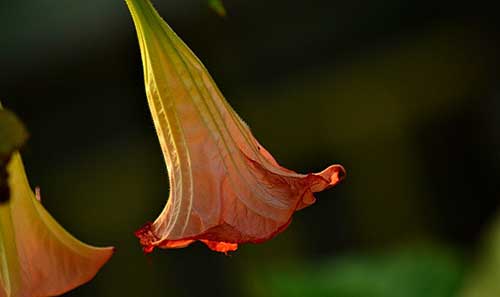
[1, 0, 500, 296]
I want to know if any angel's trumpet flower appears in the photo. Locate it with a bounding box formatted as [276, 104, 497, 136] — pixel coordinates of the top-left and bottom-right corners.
[126, 0, 346, 253]
[0, 152, 113, 297]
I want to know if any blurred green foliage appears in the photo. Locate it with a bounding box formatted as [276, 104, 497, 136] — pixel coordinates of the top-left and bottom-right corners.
[0, 106, 28, 203]
[0, 107, 28, 161]
[253, 246, 465, 297]
[460, 215, 500, 297]
[208, 0, 226, 16]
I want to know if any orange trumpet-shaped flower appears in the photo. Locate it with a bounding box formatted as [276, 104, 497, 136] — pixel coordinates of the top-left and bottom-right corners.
[0, 153, 113, 297]
[126, 0, 346, 253]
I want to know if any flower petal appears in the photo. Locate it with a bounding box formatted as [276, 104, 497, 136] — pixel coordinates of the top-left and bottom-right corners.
[126, 0, 346, 253]
[0, 153, 113, 297]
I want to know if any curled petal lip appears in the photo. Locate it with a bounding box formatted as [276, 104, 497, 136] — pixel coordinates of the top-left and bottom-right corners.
[134, 145, 346, 253]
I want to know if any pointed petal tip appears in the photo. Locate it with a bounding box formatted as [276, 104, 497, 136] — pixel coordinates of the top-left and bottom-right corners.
[317, 164, 346, 188]
[103, 246, 116, 259]
[85, 245, 115, 274]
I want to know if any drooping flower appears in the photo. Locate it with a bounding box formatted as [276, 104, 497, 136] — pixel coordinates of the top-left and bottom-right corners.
[0, 151, 113, 296]
[126, 0, 346, 253]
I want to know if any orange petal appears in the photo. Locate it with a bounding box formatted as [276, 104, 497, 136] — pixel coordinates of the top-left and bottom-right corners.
[0, 153, 114, 296]
[126, 0, 346, 253]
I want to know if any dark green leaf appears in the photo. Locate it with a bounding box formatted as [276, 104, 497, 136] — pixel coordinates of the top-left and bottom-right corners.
[0, 105, 28, 203]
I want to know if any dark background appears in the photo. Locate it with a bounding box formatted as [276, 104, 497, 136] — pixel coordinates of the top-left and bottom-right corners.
[1, 0, 500, 296]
